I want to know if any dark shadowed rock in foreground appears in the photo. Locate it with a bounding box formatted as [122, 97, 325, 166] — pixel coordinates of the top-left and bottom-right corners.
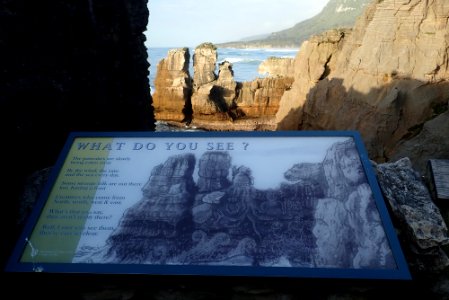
[375, 157, 449, 272]
[2, 0, 154, 274]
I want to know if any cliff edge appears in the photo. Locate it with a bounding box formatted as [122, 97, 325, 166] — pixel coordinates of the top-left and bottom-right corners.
[276, 0, 449, 171]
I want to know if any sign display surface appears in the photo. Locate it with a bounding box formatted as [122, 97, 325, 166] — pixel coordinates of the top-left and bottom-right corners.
[7, 131, 410, 279]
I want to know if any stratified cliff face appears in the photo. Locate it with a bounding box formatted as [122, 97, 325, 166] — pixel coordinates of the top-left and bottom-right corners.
[275, 29, 348, 129]
[152, 48, 192, 122]
[276, 0, 449, 169]
[235, 77, 294, 119]
[191, 43, 233, 122]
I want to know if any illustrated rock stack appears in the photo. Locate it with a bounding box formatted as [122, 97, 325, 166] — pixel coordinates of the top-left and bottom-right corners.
[104, 154, 196, 263]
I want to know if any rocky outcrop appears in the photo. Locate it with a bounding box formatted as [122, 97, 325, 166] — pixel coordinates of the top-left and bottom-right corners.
[193, 43, 217, 88]
[155, 43, 294, 130]
[275, 28, 349, 130]
[235, 77, 294, 120]
[258, 57, 295, 77]
[276, 0, 449, 170]
[391, 110, 449, 173]
[190, 44, 234, 122]
[375, 157, 449, 271]
[216, 61, 237, 107]
[152, 48, 192, 122]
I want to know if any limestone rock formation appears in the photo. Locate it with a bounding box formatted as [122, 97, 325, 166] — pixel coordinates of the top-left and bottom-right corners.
[275, 0, 449, 170]
[193, 43, 217, 88]
[375, 157, 449, 271]
[391, 110, 449, 173]
[275, 28, 348, 130]
[154, 42, 294, 130]
[216, 61, 237, 107]
[235, 77, 294, 120]
[152, 48, 192, 122]
[191, 44, 234, 122]
[258, 57, 295, 77]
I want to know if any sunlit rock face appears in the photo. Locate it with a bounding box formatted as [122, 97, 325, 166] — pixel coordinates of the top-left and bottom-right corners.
[152, 48, 192, 122]
[193, 43, 218, 89]
[235, 77, 294, 120]
[191, 43, 233, 121]
[216, 61, 237, 107]
[258, 57, 295, 77]
[275, 0, 449, 169]
[155, 42, 294, 130]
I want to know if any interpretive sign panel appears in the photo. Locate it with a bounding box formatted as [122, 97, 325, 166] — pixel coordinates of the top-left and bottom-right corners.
[7, 131, 410, 279]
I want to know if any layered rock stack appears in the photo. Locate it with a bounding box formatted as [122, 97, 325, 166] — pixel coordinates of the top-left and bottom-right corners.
[154, 43, 294, 130]
[152, 48, 192, 122]
[258, 57, 295, 77]
[216, 61, 237, 108]
[235, 77, 294, 120]
[192, 43, 217, 88]
[191, 43, 234, 122]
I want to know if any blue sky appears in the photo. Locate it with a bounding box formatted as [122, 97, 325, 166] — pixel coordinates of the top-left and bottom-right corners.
[146, 0, 330, 47]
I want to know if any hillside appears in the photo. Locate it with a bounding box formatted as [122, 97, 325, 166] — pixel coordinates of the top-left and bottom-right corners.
[218, 0, 372, 48]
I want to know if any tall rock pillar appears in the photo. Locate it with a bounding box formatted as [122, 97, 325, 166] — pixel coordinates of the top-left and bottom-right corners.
[191, 43, 233, 122]
[193, 43, 217, 88]
[152, 48, 192, 122]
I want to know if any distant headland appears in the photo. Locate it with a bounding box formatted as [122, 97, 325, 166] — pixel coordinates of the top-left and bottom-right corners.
[217, 0, 371, 48]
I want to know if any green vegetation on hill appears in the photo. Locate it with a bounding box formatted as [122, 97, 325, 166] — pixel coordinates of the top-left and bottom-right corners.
[218, 0, 372, 48]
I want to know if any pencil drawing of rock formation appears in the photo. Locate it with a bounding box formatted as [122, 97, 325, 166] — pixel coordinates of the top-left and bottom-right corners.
[77, 139, 396, 269]
[104, 154, 196, 263]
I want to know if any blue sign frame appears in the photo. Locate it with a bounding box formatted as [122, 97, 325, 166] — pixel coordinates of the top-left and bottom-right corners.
[6, 131, 410, 280]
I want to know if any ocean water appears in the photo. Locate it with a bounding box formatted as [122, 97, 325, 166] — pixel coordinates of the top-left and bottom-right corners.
[148, 47, 298, 93]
